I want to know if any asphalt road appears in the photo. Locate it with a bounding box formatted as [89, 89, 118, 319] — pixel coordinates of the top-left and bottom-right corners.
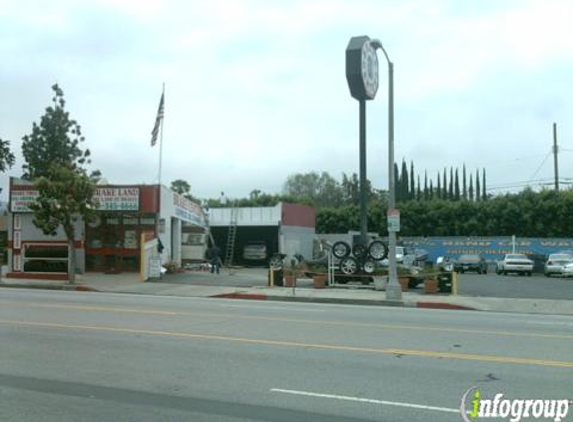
[1, 288, 572, 422]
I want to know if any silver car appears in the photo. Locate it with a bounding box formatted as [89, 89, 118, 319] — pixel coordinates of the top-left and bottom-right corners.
[544, 253, 573, 277]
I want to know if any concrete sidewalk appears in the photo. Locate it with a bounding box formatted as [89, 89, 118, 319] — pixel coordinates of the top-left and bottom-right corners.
[1, 272, 573, 316]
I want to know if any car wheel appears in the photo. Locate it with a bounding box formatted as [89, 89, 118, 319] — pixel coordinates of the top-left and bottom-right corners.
[339, 257, 358, 275]
[362, 259, 376, 274]
[332, 241, 351, 259]
[528, 272, 532, 276]
[502, 270, 507, 275]
[545, 272, 551, 277]
[368, 240, 388, 261]
[352, 244, 368, 259]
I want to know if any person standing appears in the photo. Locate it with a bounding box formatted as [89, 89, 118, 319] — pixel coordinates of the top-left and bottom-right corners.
[207, 244, 222, 274]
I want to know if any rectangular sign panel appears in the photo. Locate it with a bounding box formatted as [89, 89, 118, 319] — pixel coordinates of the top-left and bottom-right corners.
[94, 187, 139, 211]
[10, 190, 39, 212]
[10, 187, 140, 212]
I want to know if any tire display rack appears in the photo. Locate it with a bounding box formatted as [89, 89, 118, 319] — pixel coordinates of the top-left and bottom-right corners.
[327, 240, 388, 286]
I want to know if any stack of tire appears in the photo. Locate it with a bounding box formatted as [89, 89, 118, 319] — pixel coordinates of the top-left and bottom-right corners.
[332, 240, 388, 276]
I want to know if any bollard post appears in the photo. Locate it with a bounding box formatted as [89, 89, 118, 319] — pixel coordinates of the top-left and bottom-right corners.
[452, 271, 458, 296]
[269, 266, 274, 287]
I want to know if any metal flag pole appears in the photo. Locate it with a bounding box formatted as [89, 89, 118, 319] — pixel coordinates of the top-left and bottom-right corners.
[158, 82, 165, 186]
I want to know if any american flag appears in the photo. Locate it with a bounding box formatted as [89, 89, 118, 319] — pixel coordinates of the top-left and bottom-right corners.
[150, 92, 164, 146]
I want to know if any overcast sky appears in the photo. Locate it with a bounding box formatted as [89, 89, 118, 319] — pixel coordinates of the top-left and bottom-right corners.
[1, 0, 572, 201]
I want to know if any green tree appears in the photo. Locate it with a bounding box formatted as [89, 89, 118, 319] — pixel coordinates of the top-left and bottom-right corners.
[454, 168, 460, 201]
[0, 138, 16, 172]
[401, 160, 409, 201]
[448, 167, 454, 200]
[22, 85, 100, 283]
[423, 171, 428, 200]
[0, 138, 16, 193]
[469, 173, 474, 201]
[170, 179, 198, 202]
[476, 169, 481, 201]
[481, 169, 487, 201]
[410, 161, 415, 200]
[22, 85, 92, 180]
[171, 179, 191, 195]
[393, 163, 400, 202]
[436, 171, 441, 199]
[462, 164, 467, 200]
[442, 169, 447, 200]
[284, 171, 344, 207]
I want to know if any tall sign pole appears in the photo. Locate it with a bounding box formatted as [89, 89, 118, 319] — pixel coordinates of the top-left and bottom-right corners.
[359, 98, 368, 241]
[346, 36, 379, 245]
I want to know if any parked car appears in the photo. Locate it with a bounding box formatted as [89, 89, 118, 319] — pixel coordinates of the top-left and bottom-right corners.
[496, 253, 534, 276]
[562, 262, 573, 277]
[454, 254, 488, 274]
[242, 241, 268, 261]
[544, 253, 573, 277]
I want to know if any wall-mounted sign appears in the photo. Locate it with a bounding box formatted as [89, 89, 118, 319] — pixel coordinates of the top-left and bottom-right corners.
[10, 190, 39, 212]
[13, 230, 21, 250]
[10, 187, 140, 213]
[94, 187, 139, 211]
[173, 193, 204, 226]
[13, 214, 21, 230]
[13, 254, 21, 272]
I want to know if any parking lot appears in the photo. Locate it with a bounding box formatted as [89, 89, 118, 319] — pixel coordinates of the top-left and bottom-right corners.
[453, 272, 573, 300]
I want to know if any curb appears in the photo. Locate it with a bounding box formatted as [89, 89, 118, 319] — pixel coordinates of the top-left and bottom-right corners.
[0, 283, 99, 292]
[416, 301, 477, 311]
[211, 292, 479, 310]
[212, 292, 405, 308]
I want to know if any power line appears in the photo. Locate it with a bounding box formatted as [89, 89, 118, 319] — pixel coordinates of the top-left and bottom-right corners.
[526, 152, 552, 186]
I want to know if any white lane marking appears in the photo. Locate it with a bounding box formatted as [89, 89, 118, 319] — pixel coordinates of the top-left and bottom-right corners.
[526, 321, 573, 327]
[270, 388, 460, 414]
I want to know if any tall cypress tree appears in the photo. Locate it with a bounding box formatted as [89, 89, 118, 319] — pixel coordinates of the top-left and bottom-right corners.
[443, 168, 447, 200]
[416, 175, 421, 200]
[410, 161, 415, 200]
[437, 171, 441, 199]
[448, 167, 454, 200]
[482, 168, 487, 201]
[454, 168, 460, 201]
[429, 180, 434, 199]
[423, 171, 428, 201]
[462, 164, 467, 200]
[476, 169, 481, 201]
[401, 160, 409, 201]
[469, 174, 474, 201]
[394, 162, 400, 202]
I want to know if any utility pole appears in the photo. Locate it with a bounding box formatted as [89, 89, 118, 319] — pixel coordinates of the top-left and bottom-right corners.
[553, 122, 559, 191]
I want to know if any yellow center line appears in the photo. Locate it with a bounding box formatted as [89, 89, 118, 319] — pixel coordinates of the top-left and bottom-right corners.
[1, 318, 572, 368]
[0, 301, 573, 340]
[1, 301, 572, 340]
